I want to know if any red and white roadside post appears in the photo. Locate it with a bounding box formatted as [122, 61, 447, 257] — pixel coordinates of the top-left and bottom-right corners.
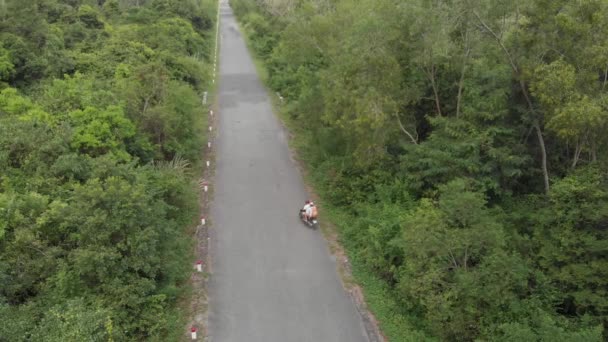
[196, 260, 203, 272]
[202, 181, 209, 193]
[201, 216, 206, 225]
[191, 326, 198, 340]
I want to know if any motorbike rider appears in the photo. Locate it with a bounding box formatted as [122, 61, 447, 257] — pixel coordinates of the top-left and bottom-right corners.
[310, 202, 318, 222]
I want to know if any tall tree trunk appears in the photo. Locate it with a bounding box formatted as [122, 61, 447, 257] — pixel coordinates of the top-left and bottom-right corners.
[523, 83, 550, 194]
[456, 30, 471, 119]
[424, 46, 443, 117]
[534, 121, 550, 192]
[603, 64, 608, 91]
[428, 65, 443, 117]
[572, 140, 582, 169]
[396, 115, 418, 145]
[474, 11, 550, 194]
[142, 97, 150, 115]
[0, 0, 6, 17]
[456, 50, 470, 119]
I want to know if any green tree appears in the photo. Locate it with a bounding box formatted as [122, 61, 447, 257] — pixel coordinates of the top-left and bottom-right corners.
[535, 167, 608, 322]
[68, 106, 136, 160]
[532, 61, 608, 168]
[0, 43, 15, 82]
[396, 179, 508, 339]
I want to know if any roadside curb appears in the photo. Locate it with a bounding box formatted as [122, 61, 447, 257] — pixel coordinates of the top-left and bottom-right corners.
[185, 0, 222, 340]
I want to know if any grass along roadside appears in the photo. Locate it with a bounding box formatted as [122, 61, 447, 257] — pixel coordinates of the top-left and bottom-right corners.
[234, 16, 435, 342]
[179, 0, 222, 340]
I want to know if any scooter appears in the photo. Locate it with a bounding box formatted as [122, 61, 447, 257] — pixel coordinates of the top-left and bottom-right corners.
[299, 209, 318, 228]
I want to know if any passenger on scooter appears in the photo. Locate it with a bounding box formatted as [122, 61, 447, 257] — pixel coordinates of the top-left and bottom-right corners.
[306, 202, 318, 222]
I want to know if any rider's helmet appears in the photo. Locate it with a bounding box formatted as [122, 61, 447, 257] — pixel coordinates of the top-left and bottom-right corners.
[305, 200, 311, 204]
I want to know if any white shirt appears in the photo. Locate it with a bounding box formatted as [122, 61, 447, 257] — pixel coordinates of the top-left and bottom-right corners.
[305, 204, 314, 216]
[303, 203, 312, 213]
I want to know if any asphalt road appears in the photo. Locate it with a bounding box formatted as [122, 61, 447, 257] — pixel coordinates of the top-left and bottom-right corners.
[207, 2, 369, 342]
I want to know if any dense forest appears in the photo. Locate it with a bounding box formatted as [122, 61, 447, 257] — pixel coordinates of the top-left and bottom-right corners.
[0, 0, 215, 340]
[232, 0, 608, 340]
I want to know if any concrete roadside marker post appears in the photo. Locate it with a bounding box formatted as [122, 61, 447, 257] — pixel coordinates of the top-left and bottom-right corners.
[201, 216, 206, 225]
[209, 125, 213, 132]
[208, 141, 211, 149]
[210, 110, 213, 116]
[202, 181, 209, 193]
[196, 260, 203, 272]
[206, 160, 210, 168]
[191, 327, 197, 340]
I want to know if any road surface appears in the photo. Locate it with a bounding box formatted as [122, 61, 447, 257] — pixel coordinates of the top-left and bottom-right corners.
[207, 2, 369, 342]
